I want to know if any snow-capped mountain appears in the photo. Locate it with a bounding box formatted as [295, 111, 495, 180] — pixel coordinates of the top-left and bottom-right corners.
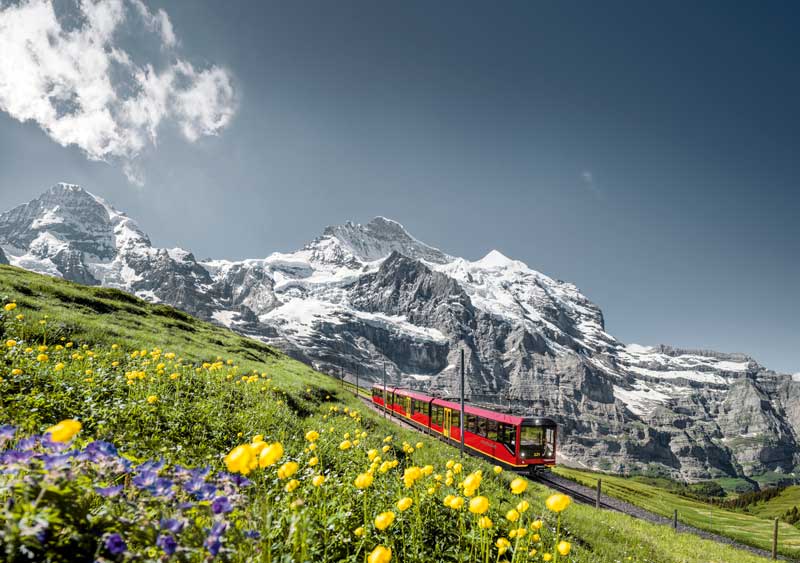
[2, 183, 799, 481]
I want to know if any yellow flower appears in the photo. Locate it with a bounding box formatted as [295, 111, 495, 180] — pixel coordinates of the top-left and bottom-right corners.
[448, 496, 464, 510]
[309, 443, 317, 451]
[309, 456, 319, 467]
[54, 363, 65, 371]
[36, 354, 49, 362]
[367, 449, 378, 461]
[452, 462, 462, 474]
[496, 538, 511, 555]
[285, 479, 300, 492]
[543, 554, 553, 562]
[259, 442, 284, 468]
[146, 395, 158, 404]
[354, 527, 365, 537]
[463, 472, 482, 495]
[277, 461, 299, 479]
[339, 440, 352, 450]
[415, 441, 423, 449]
[381, 445, 390, 453]
[557, 541, 571, 556]
[469, 495, 489, 514]
[532, 533, 540, 542]
[11, 369, 22, 376]
[396, 497, 413, 511]
[478, 516, 493, 529]
[45, 419, 82, 443]
[515, 527, 527, 538]
[493, 465, 503, 475]
[403, 466, 422, 488]
[516, 500, 530, 513]
[368, 545, 392, 563]
[354, 473, 374, 489]
[531, 519, 543, 530]
[4, 303, 17, 312]
[305, 430, 320, 442]
[252, 434, 264, 443]
[545, 493, 572, 513]
[312, 475, 325, 487]
[5, 339, 16, 348]
[224, 445, 255, 475]
[505, 508, 520, 522]
[374, 511, 395, 531]
[446, 460, 454, 469]
[510, 477, 528, 495]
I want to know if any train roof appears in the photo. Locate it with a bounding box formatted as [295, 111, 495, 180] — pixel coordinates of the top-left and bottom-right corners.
[373, 385, 558, 427]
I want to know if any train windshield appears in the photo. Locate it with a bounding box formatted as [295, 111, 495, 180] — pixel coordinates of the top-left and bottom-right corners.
[519, 424, 555, 459]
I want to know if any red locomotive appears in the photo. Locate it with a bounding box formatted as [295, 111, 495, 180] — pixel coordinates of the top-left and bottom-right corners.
[371, 385, 557, 472]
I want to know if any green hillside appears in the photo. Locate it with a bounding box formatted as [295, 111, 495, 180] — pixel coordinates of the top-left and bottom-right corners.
[747, 486, 800, 520]
[0, 264, 776, 562]
[554, 466, 800, 558]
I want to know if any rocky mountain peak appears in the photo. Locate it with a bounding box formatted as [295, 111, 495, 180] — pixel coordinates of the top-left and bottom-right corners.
[320, 217, 452, 265]
[2, 185, 799, 481]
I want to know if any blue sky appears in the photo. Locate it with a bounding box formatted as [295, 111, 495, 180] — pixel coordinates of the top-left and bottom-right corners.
[0, 0, 797, 373]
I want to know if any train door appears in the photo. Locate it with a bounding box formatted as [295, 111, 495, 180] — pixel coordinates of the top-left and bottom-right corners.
[404, 396, 411, 418]
[443, 408, 452, 438]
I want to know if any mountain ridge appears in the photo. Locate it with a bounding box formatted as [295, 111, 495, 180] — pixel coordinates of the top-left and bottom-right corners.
[1, 183, 798, 481]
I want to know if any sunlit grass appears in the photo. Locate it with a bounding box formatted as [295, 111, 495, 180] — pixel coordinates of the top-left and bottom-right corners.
[0, 264, 777, 562]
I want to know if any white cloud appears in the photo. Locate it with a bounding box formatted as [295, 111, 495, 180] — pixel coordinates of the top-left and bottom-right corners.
[0, 0, 235, 184]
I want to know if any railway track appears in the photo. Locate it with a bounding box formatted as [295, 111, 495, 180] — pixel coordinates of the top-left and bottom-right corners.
[347, 386, 798, 562]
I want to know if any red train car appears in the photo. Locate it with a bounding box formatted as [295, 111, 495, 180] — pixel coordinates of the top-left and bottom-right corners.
[371, 385, 557, 472]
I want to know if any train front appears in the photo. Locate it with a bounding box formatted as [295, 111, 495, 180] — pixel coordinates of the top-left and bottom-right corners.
[518, 417, 557, 471]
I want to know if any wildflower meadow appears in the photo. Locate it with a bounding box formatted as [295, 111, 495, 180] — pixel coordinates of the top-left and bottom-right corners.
[0, 269, 778, 563]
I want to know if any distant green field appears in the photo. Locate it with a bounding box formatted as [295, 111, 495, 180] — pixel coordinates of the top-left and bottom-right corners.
[748, 486, 800, 519]
[554, 466, 800, 558]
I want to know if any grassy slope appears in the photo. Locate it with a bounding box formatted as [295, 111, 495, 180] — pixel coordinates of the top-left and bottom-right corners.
[554, 466, 800, 558]
[748, 486, 800, 519]
[0, 264, 776, 563]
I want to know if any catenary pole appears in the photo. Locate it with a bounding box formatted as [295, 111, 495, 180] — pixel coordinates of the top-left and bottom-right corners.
[460, 348, 465, 458]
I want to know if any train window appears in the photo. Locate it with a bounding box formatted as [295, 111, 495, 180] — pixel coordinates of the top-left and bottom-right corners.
[476, 416, 488, 438]
[431, 405, 443, 427]
[519, 426, 545, 459]
[486, 419, 498, 441]
[497, 423, 516, 453]
[544, 427, 555, 458]
[466, 415, 477, 434]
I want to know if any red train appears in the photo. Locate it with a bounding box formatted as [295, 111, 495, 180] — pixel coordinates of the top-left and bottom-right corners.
[371, 385, 557, 472]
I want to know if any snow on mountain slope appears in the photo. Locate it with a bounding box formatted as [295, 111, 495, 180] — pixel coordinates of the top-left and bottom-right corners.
[1, 183, 798, 480]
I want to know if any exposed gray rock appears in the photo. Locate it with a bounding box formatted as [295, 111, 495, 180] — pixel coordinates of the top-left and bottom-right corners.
[1, 183, 798, 481]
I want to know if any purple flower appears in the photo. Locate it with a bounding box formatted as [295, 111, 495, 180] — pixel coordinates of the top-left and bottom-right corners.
[132, 469, 157, 489]
[185, 477, 217, 501]
[0, 425, 16, 445]
[244, 530, 261, 540]
[160, 518, 185, 534]
[41, 452, 73, 470]
[150, 477, 175, 499]
[17, 436, 38, 451]
[205, 537, 222, 556]
[157, 534, 178, 555]
[95, 485, 124, 498]
[105, 533, 127, 555]
[211, 496, 233, 515]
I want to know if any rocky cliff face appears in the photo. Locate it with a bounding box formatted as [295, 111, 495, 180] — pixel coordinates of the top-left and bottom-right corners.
[2, 183, 798, 481]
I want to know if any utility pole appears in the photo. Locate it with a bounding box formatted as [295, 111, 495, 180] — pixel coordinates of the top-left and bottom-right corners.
[773, 518, 779, 560]
[596, 479, 602, 509]
[383, 362, 387, 419]
[460, 348, 465, 458]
